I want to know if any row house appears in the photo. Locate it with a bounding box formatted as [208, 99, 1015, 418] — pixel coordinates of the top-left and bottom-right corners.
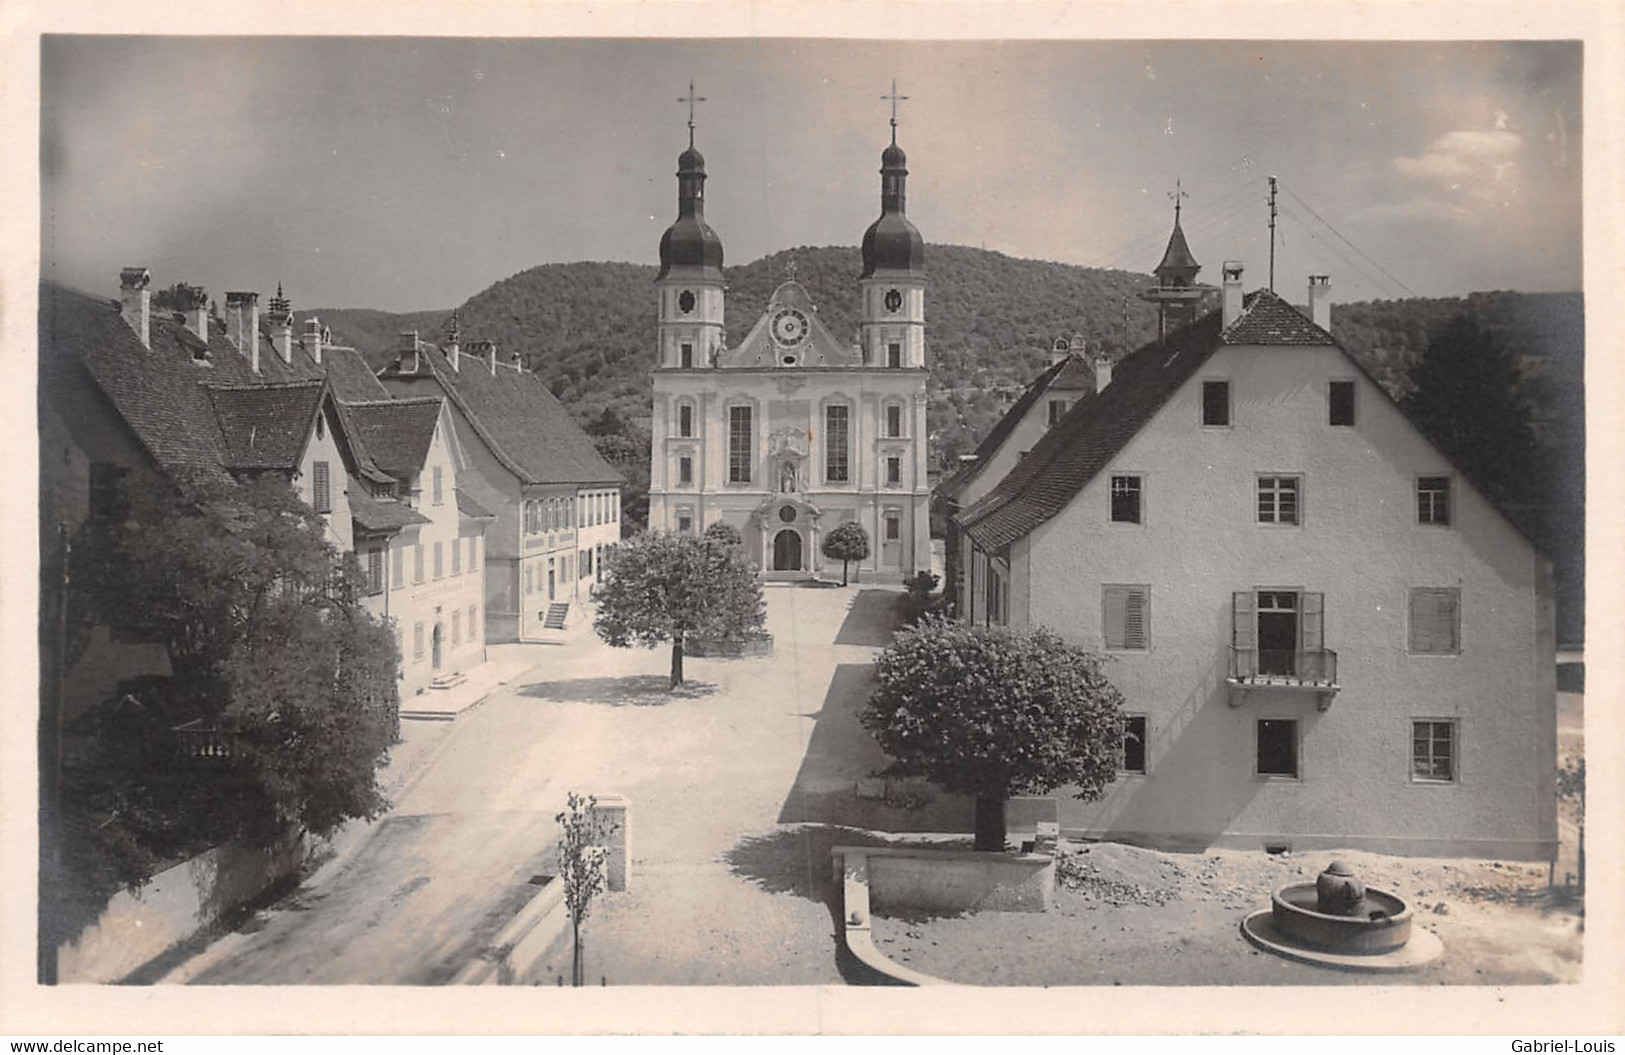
[377, 329, 624, 642]
[950, 250, 1557, 861]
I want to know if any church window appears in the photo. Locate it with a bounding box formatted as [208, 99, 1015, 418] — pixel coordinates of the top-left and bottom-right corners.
[728, 406, 753, 483]
[1110, 476, 1143, 524]
[825, 405, 850, 483]
[885, 403, 903, 438]
[887, 342, 902, 368]
[678, 403, 694, 438]
[679, 456, 693, 485]
[1103, 585, 1150, 650]
[680, 342, 693, 368]
[885, 456, 902, 487]
[678, 289, 696, 314]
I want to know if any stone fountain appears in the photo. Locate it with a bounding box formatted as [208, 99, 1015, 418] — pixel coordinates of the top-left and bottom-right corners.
[1241, 861, 1444, 971]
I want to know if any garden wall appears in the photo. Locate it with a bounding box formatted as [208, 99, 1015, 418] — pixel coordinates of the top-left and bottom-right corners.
[833, 845, 1055, 915]
[55, 828, 308, 983]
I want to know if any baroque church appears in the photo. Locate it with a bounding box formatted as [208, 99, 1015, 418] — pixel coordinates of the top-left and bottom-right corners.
[646, 98, 932, 582]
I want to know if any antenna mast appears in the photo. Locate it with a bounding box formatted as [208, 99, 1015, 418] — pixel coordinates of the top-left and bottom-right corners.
[1267, 175, 1279, 292]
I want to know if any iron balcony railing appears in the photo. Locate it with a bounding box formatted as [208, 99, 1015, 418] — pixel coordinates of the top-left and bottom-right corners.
[1229, 647, 1338, 686]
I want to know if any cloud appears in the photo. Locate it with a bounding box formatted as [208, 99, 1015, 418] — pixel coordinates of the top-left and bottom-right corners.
[1391, 115, 1522, 203]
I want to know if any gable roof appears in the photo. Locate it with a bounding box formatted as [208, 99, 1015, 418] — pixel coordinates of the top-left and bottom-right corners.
[456, 487, 497, 520]
[343, 397, 443, 479]
[349, 488, 431, 534]
[202, 381, 327, 472]
[718, 280, 861, 369]
[323, 344, 394, 402]
[937, 352, 1097, 503]
[379, 344, 624, 488]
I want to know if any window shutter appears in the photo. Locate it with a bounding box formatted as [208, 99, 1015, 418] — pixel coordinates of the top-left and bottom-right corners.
[1123, 588, 1148, 649]
[1438, 590, 1459, 651]
[1301, 592, 1324, 652]
[1104, 587, 1127, 649]
[312, 461, 331, 513]
[1232, 591, 1257, 649]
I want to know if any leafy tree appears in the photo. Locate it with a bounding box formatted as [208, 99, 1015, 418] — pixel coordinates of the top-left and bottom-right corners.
[591, 530, 765, 687]
[821, 521, 870, 586]
[703, 520, 743, 548]
[1557, 758, 1585, 894]
[65, 474, 399, 845]
[556, 791, 616, 986]
[1399, 313, 1538, 507]
[151, 282, 206, 313]
[862, 617, 1125, 851]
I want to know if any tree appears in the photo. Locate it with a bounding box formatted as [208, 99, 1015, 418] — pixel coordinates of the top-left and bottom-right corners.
[151, 282, 206, 313]
[556, 792, 616, 986]
[862, 617, 1126, 851]
[703, 520, 743, 548]
[821, 521, 871, 586]
[65, 474, 399, 847]
[1557, 758, 1585, 894]
[1400, 313, 1537, 508]
[591, 530, 765, 687]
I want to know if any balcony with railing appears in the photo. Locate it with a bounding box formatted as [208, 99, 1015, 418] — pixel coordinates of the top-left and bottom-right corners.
[1227, 647, 1340, 709]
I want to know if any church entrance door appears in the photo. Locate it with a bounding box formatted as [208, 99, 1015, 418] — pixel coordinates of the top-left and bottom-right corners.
[773, 529, 803, 572]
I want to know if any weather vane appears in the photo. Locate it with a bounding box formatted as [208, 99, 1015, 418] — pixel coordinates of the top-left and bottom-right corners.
[1169, 178, 1189, 222]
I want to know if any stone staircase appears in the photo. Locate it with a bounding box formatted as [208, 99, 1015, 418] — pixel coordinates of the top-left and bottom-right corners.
[429, 670, 468, 691]
[542, 602, 571, 631]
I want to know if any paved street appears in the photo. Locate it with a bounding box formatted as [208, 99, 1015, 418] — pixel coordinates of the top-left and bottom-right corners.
[166, 584, 969, 985]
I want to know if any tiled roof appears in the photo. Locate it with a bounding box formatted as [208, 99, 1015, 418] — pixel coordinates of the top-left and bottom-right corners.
[349, 489, 430, 533]
[39, 285, 233, 485]
[1155, 219, 1200, 277]
[1219, 288, 1335, 346]
[202, 381, 326, 471]
[380, 345, 624, 488]
[323, 345, 393, 402]
[936, 353, 1095, 502]
[456, 487, 496, 520]
[343, 397, 443, 479]
[960, 310, 1228, 550]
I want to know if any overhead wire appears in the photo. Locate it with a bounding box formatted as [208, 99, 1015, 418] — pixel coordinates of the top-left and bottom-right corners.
[1276, 201, 1408, 300]
[1279, 183, 1416, 297]
[1079, 176, 1268, 271]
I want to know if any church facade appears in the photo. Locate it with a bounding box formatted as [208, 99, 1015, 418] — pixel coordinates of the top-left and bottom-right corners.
[646, 118, 932, 583]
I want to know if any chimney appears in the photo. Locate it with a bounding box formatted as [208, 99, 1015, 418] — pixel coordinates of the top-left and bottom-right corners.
[398, 331, 420, 374]
[1221, 261, 1245, 329]
[510, 350, 525, 373]
[183, 285, 209, 342]
[1091, 350, 1113, 392]
[1307, 275, 1332, 333]
[472, 340, 498, 375]
[1049, 337, 1069, 367]
[303, 316, 324, 365]
[267, 285, 293, 364]
[444, 312, 461, 373]
[225, 291, 260, 372]
[119, 267, 151, 348]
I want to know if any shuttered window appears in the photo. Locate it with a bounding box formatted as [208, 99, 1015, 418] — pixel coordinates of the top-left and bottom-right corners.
[365, 548, 385, 596]
[412, 622, 425, 662]
[452, 611, 462, 646]
[452, 536, 462, 575]
[433, 541, 443, 579]
[1103, 585, 1150, 650]
[413, 543, 424, 584]
[312, 461, 332, 513]
[1409, 588, 1460, 654]
[391, 544, 404, 591]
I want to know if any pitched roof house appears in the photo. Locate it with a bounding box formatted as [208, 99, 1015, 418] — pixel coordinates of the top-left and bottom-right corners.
[377, 332, 623, 642]
[954, 259, 1556, 861]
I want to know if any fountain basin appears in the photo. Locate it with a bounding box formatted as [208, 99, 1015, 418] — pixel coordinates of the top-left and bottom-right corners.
[1270, 883, 1412, 955]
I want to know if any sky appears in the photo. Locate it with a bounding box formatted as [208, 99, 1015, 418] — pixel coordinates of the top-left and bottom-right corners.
[40, 37, 1583, 312]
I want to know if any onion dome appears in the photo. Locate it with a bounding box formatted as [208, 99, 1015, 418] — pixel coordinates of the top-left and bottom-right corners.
[657, 145, 724, 280]
[860, 139, 925, 278]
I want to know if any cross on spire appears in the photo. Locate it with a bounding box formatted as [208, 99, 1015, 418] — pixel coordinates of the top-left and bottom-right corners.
[1169, 178, 1189, 223]
[678, 80, 706, 148]
[882, 78, 908, 144]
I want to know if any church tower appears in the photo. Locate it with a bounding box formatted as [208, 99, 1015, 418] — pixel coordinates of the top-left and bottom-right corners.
[655, 84, 725, 370]
[858, 81, 927, 370]
[1139, 180, 1213, 342]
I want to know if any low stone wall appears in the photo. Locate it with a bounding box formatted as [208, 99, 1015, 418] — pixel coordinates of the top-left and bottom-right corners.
[683, 633, 774, 658]
[832, 845, 1055, 916]
[56, 828, 309, 983]
[453, 876, 572, 986]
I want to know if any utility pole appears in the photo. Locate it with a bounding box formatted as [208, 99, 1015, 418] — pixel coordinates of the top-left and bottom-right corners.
[1267, 176, 1279, 293]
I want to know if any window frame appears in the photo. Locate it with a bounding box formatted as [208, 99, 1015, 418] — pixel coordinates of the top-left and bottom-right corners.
[679, 342, 694, 368]
[825, 403, 851, 483]
[1048, 399, 1070, 427]
[1256, 474, 1303, 526]
[1408, 587, 1462, 655]
[1410, 718, 1459, 784]
[311, 460, 332, 514]
[1328, 379, 1357, 427]
[1101, 584, 1151, 652]
[884, 455, 902, 487]
[366, 547, 386, 596]
[678, 454, 694, 486]
[1200, 379, 1232, 428]
[1109, 474, 1144, 525]
[1256, 717, 1301, 780]
[884, 401, 904, 439]
[886, 342, 902, 368]
[677, 401, 695, 439]
[1417, 475, 1453, 527]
